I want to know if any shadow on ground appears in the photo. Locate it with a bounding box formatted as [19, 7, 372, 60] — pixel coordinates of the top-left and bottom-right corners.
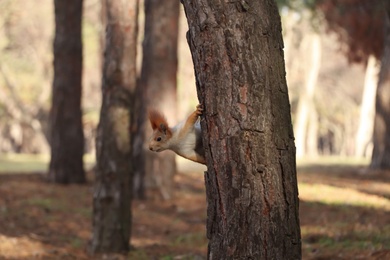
[0, 162, 389, 259]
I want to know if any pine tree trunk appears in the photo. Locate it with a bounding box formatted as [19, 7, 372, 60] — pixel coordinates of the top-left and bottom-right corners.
[182, 0, 301, 258]
[371, 10, 390, 169]
[90, 0, 138, 253]
[136, 0, 180, 200]
[49, 0, 85, 184]
[355, 55, 379, 157]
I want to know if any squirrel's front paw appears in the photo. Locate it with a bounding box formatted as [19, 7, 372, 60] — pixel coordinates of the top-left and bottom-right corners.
[196, 104, 203, 115]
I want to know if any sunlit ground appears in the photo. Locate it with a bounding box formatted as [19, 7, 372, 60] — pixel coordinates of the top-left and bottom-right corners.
[300, 182, 390, 210]
[0, 153, 95, 173]
[0, 234, 46, 258]
[297, 156, 390, 210]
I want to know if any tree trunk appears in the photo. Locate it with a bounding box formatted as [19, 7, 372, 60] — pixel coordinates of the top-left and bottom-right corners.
[371, 10, 390, 169]
[355, 55, 379, 157]
[307, 108, 319, 156]
[91, 0, 138, 253]
[182, 1, 301, 259]
[294, 33, 321, 158]
[49, 0, 85, 184]
[136, 0, 180, 200]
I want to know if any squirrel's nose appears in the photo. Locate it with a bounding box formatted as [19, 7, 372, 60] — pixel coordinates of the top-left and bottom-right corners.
[149, 146, 153, 151]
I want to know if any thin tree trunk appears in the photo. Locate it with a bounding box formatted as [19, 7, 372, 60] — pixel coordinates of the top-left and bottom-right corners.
[49, 0, 85, 184]
[371, 10, 390, 169]
[90, 0, 138, 253]
[294, 33, 321, 158]
[132, 78, 146, 199]
[307, 108, 319, 156]
[355, 55, 379, 157]
[136, 0, 180, 200]
[182, 0, 301, 258]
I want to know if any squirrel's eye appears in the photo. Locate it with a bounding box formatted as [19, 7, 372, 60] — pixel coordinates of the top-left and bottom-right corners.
[156, 137, 162, 142]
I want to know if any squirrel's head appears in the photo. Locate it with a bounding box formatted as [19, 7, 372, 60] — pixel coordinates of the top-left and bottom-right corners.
[148, 109, 173, 152]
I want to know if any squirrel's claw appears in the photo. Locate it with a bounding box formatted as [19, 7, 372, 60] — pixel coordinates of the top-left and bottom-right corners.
[196, 104, 203, 115]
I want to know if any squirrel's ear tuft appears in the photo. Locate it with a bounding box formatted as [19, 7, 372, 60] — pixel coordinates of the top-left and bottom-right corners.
[159, 123, 167, 134]
[148, 109, 169, 131]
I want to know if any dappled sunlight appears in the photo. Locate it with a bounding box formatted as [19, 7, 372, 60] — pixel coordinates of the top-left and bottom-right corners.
[297, 156, 370, 167]
[1, 155, 390, 259]
[0, 233, 89, 259]
[0, 153, 49, 173]
[0, 234, 46, 258]
[300, 197, 390, 259]
[297, 158, 390, 211]
[0, 0, 389, 257]
[131, 237, 165, 247]
[299, 182, 390, 211]
[0, 153, 95, 173]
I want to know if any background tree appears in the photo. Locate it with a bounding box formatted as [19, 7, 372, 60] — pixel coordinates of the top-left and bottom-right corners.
[91, 0, 138, 253]
[294, 31, 321, 158]
[372, 9, 390, 169]
[134, 0, 180, 199]
[315, 0, 390, 168]
[182, 0, 301, 258]
[355, 55, 379, 157]
[48, 0, 85, 184]
[0, 0, 52, 154]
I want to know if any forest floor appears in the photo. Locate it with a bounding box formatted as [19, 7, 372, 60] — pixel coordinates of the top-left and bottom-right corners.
[0, 156, 390, 260]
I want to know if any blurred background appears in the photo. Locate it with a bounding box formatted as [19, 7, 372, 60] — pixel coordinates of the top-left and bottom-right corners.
[0, 0, 389, 259]
[0, 0, 384, 164]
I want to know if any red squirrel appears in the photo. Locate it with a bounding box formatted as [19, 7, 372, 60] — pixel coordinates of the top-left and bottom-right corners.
[148, 105, 206, 164]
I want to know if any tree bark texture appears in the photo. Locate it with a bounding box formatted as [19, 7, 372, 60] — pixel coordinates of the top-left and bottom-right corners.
[371, 9, 390, 169]
[182, 0, 301, 259]
[135, 0, 180, 199]
[91, 0, 138, 253]
[49, 0, 85, 184]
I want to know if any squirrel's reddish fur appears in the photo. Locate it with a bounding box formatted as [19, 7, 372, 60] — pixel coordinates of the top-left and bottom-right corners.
[148, 105, 205, 164]
[148, 110, 172, 137]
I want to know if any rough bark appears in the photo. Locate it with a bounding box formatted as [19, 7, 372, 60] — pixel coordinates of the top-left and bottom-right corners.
[182, 0, 301, 259]
[49, 0, 85, 184]
[91, 0, 138, 253]
[371, 9, 390, 169]
[135, 0, 180, 199]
